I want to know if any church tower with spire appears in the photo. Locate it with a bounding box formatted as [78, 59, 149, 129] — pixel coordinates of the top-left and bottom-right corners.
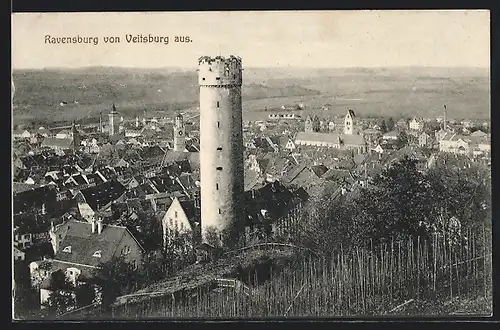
[173, 113, 185, 152]
[71, 121, 80, 150]
[108, 103, 119, 136]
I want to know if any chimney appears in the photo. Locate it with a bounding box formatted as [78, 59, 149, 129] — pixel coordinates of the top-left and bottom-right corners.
[91, 220, 96, 233]
[99, 112, 103, 134]
[443, 104, 447, 131]
[97, 219, 103, 235]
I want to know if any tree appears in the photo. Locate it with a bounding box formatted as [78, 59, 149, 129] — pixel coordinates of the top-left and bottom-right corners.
[380, 120, 388, 134]
[387, 117, 395, 131]
[395, 131, 409, 149]
[355, 157, 436, 244]
[75, 282, 96, 308]
[41, 270, 76, 318]
[94, 256, 141, 308]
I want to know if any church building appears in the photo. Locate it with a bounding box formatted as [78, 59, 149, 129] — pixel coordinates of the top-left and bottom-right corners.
[294, 109, 367, 153]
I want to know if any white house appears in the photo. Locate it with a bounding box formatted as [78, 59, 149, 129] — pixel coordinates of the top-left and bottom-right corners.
[161, 197, 200, 249]
[382, 131, 399, 140]
[439, 133, 471, 154]
[409, 118, 424, 131]
[55, 130, 72, 140]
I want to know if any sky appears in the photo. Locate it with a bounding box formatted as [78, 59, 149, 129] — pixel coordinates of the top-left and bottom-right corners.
[11, 10, 490, 69]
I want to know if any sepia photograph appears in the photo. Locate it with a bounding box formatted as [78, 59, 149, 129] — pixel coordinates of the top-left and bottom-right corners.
[11, 10, 491, 320]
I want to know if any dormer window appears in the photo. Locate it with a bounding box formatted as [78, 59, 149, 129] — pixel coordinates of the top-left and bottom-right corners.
[93, 250, 102, 258]
[122, 246, 131, 255]
[63, 246, 71, 253]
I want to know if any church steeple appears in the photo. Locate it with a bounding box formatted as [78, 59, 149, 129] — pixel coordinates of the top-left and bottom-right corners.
[71, 121, 80, 150]
[173, 113, 185, 152]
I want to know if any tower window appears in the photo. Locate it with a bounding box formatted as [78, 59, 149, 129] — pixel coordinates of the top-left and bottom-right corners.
[218, 208, 221, 214]
[217, 122, 220, 128]
[216, 183, 219, 190]
[216, 101, 220, 108]
[216, 167, 223, 171]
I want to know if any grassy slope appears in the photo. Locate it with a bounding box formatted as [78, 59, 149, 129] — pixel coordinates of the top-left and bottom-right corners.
[12, 66, 490, 126]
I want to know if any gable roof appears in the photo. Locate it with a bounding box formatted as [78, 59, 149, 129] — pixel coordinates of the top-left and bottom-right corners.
[41, 137, 74, 149]
[244, 181, 298, 224]
[310, 164, 329, 178]
[470, 130, 487, 137]
[13, 185, 57, 214]
[78, 180, 126, 211]
[383, 131, 399, 137]
[295, 132, 365, 146]
[178, 199, 201, 225]
[54, 219, 144, 268]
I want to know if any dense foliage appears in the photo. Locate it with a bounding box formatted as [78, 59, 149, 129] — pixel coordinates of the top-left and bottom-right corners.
[297, 155, 491, 255]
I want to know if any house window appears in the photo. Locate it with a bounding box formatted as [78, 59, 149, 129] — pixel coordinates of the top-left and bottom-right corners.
[132, 260, 138, 270]
[202, 77, 206, 81]
[23, 234, 30, 240]
[93, 250, 102, 258]
[175, 211, 178, 218]
[63, 246, 72, 253]
[216, 77, 221, 80]
[122, 246, 131, 255]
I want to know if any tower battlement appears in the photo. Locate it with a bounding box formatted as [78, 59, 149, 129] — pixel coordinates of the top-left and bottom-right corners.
[198, 55, 242, 86]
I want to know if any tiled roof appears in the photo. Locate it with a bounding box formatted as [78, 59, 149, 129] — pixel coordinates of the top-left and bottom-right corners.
[383, 131, 399, 137]
[295, 132, 365, 146]
[470, 130, 488, 137]
[149, 175, 184, 194]
[178, 200, 201, 226]
[79, 180, 126, 211]
[13, 185, 57, 214]
[41, 137, 73, 149]
[244, 181, 298, 224]
[310, 164, 329, 178]
[54, 219, 143, 268]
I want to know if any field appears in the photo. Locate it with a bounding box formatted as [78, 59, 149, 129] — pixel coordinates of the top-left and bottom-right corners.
[58, 225, 492, 319]
[12, 66, 490, 127]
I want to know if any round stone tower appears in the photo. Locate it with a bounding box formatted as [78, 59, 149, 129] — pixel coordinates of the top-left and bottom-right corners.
[198, 55, 245, 247]
[173, 113, 185, 152]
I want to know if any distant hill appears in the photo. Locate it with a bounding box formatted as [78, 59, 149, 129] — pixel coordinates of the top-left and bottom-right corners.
[12, 66, 490, 126]
[12, 68, 318, 108]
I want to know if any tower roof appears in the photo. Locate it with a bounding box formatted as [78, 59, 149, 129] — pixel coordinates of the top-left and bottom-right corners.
[346, 109, 356, 117]
[111, 103, 117, 114]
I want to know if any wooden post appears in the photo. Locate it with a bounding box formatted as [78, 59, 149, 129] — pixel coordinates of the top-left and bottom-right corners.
[483, 223, 487, 299]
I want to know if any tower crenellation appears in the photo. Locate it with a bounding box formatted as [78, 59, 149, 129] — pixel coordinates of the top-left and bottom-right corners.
[198, 55, 243, 87]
